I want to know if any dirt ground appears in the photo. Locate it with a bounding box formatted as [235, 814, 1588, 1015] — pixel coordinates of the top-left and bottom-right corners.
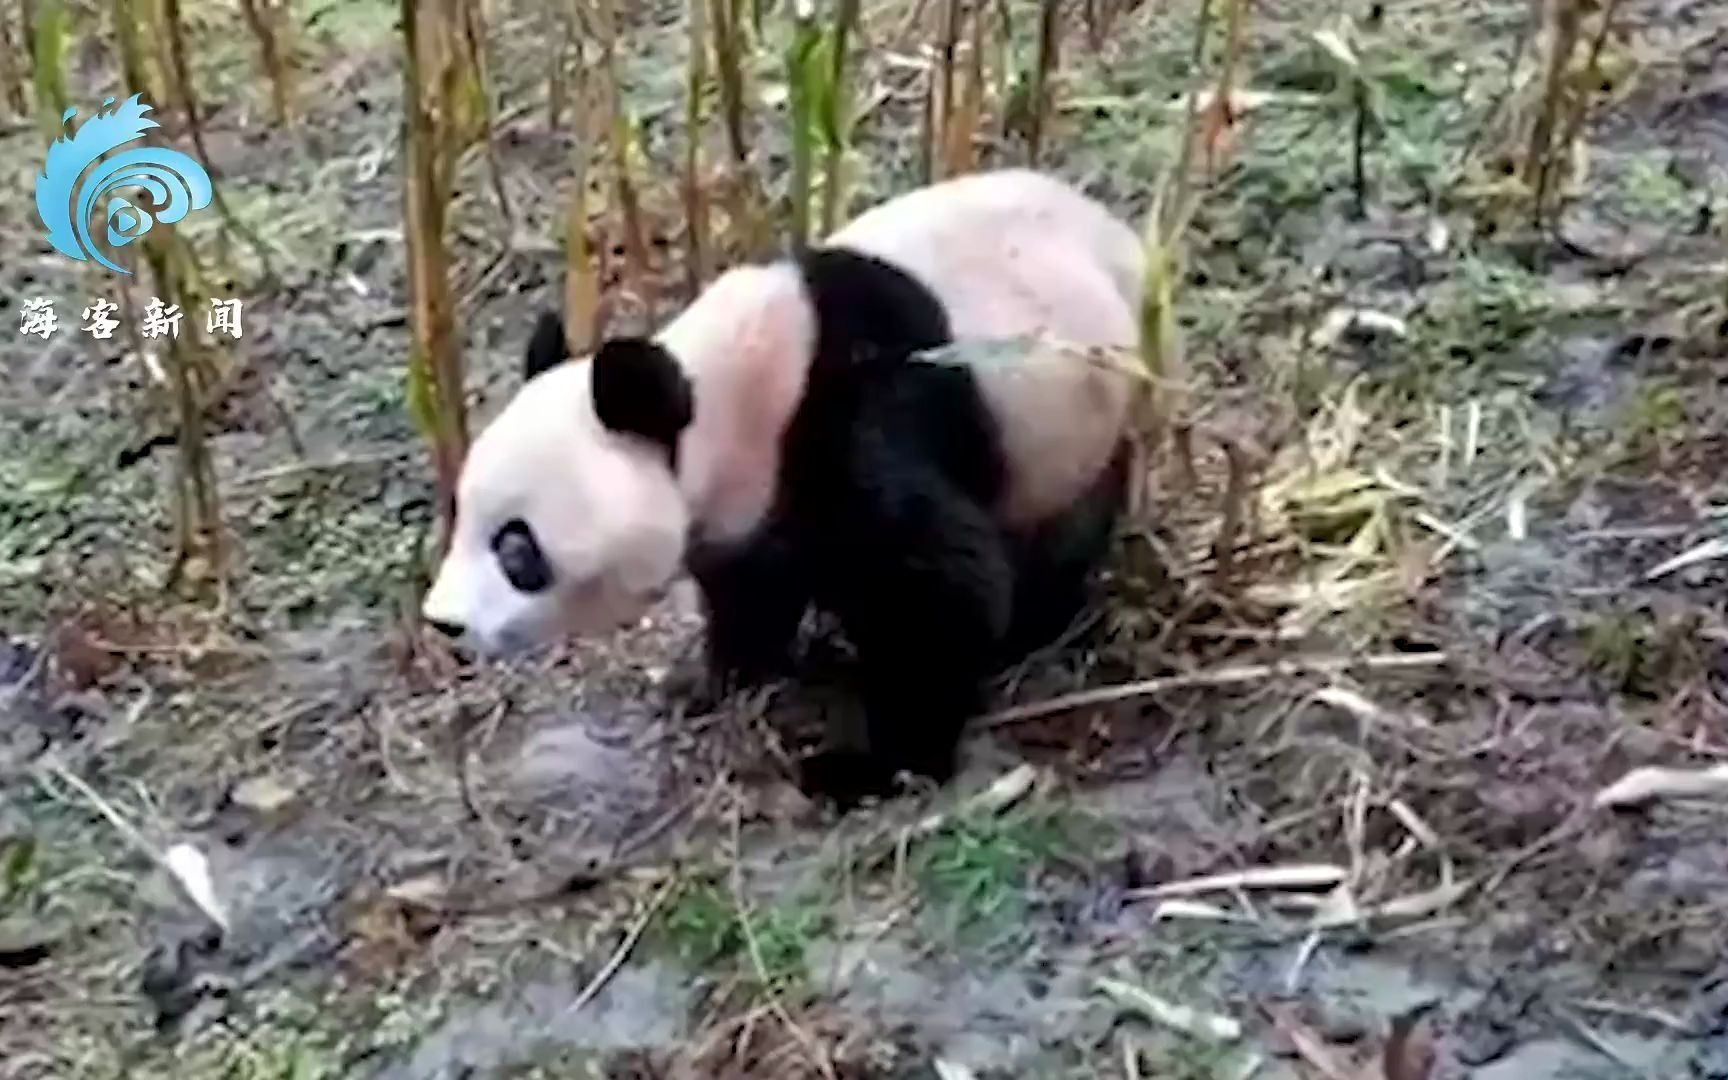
[4, 0, 1728, 1077]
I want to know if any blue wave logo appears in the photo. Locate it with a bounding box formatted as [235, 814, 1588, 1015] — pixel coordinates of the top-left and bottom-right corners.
[34, 94, 213, 276]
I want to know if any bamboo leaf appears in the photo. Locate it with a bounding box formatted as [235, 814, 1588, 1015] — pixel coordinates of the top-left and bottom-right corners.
[0, 836, 37, 904]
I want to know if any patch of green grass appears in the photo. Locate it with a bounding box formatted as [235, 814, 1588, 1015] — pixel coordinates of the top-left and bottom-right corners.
[87, 985, 441, 1080]
[233, 466, 427, 626]
[1612, 377, 1686, 458]
[1447, 254, 1555, 341]
[748, 899, 824, 994]
[1613, 156, 1696, 223]
[1577, 601, 1706, 698]
[913, 806, 1079, 946]
[1364, 251, 1559, 405]
[0, 460, 164, 628]
[336, 366, 413, 428]
[0, 835, 39, 908]
[653, 875, 827, 997]
[41, 986, 369, 1080]
[1580, 607, 1650, 691]
[656, 878, 738, 969]
[293, 0, 398, 50]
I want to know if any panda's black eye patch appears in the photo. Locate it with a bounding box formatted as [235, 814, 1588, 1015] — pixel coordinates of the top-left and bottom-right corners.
[492, 518, 552, 593]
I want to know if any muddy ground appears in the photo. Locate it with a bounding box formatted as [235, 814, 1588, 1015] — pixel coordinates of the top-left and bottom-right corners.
[3, 0, 1728, 1077]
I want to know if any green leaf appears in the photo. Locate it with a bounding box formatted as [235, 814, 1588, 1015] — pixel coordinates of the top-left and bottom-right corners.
[404, 344, 438, 439]
[810, 33, 843, 150]
[0, 836, 38, 906]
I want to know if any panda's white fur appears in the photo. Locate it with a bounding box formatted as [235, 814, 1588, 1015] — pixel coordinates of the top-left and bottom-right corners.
[826, 169, 1141, 528]
[423, 167, 1142, 657]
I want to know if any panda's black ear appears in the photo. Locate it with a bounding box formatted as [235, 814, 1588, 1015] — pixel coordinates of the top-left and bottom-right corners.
[592, 337, 694, 459]
[523, 309, 571, 381]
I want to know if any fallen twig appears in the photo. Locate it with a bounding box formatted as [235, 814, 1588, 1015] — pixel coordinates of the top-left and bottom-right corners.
[563, 868, 681, 1017]
[1553, 1003, 1659, 1080]
[31, 758, 228, 932]
[730, 795, 838, 1080]
[905, 762, 1042, 842]
[983, 652, 1448, 727]
[1128, 863, 1347, 900]
[448, 777, 729, 918]
[1594, 764, 1728, 808]
[1096, 976, 1242, 1042]
[1645, 537, 1728, 582]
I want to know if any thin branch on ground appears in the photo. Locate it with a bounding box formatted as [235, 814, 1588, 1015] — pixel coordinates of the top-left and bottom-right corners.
[983, 651, 1450, 726]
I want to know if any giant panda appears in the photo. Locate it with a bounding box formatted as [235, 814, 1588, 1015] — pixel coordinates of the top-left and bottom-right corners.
[422, 167, 1144, 809]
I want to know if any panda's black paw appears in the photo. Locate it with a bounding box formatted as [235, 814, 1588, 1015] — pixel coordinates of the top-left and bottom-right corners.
[796, 633, 857, 687]
[796, 749, 899, 812]
[666, 655, 762, 717]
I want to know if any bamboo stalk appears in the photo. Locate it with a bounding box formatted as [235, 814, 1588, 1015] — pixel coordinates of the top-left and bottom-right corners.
[932, 0, 962, 180]
[787, 0, 820, 252]
[0, 7, 26, 116]
[160, 0, 278, 280]
[820, 0, 859, 234]
[401, 0, 471, 556]
[238, 0, 294, 126]
[682, 0, 710, 296]
[945, 0, 986, 175]
[1028, 0, 1060, 166]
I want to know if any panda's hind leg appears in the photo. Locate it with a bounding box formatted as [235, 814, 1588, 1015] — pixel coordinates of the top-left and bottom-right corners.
[800, 449, 1012, 809]
[1001, 435, 1132, 661]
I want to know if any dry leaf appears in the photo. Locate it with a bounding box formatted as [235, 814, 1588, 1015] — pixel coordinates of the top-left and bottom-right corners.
[1268, 1004, 1358, 1080]
[1196, 93, 1238, 174]
[51, 619, 120, 692]
[163, 842, 229, 933]
[1311, 27, 1359, 68]
[342, 885, 445, 977]
[1425, 218, 1450, 254]
[385, 873, 448, 909]
[231, 773, 298, 815]
[1382, 1003, 1439, 1080]
[1312, 307, 1411, 349]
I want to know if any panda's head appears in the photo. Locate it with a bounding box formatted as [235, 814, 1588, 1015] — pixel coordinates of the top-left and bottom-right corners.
[420, 313, 699, 656]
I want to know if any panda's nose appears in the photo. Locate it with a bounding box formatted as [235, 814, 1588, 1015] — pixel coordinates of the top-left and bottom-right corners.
[425, 617, 465, 640]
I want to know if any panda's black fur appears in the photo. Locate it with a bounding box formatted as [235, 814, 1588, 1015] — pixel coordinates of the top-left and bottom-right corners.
[533, 247, 1127, 809]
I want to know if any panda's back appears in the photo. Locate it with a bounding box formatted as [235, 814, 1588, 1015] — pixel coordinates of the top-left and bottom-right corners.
[830, 167, 1144, 348]
[804, 171, 1139, 531]
[781, 241, 1131, 535]
[670, 169, 1138, 547]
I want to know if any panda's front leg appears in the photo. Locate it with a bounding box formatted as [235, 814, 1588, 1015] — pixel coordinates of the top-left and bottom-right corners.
[798, 472, 1011, 810]
[674, 524, 811, 713]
